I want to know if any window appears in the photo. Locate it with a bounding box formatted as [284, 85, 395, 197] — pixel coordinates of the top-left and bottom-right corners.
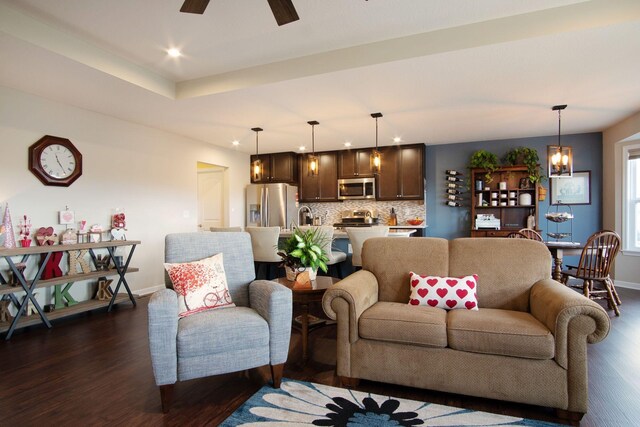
[624, 145, 640, 252]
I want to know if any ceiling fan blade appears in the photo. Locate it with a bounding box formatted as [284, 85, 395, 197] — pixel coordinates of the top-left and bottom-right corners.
[180, 0, 210, 14]
[267, 0, 299, 26]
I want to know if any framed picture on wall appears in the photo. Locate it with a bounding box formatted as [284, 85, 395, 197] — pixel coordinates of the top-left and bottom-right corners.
[550, 170, 591, 205]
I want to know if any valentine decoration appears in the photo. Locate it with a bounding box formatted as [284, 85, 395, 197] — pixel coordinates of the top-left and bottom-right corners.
[58, 208, 75, 225]
[89, 224, 103, 243]
[2, 203, 16, 249]
[111, 210, 127, 241]
[36, 227, 57, 246]
[60, 228, 78, 245]
[18, 215, 32, 247]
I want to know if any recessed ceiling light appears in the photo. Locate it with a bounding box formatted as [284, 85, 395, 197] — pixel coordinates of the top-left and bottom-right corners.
[299, 146, 306, 151]
[167, 48, 182, 58]
[393, 136, 402, 143]
[344, 142, 352, 147]
[232, 140, 240, 146]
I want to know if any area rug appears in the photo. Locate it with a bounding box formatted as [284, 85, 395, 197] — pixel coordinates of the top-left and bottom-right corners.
[220, 379, 562, 426]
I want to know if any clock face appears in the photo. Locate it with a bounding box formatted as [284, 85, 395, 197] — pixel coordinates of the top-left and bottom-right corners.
[29, 135, 82, 187]
[39, 144, 76, 179]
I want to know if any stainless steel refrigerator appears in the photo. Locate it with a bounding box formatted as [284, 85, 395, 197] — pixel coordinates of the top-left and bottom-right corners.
[246, 183, 298, 228]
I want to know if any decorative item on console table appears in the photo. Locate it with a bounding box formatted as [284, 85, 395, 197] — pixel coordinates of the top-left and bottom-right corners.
[277, 227, 329, 281]
[1, 203, 16, 249]
[18, 215, 32, 247]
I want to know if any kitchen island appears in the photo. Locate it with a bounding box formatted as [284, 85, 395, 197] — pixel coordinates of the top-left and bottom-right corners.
[279, 227, 419, 238]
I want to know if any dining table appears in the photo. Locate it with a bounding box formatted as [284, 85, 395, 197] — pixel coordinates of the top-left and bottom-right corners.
[545, 241, 584, 281]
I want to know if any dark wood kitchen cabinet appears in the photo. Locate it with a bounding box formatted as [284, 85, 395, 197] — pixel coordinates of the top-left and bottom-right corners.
[338, 149, 374, 178]
[376, 144, 424, 200]
[298, 152, 338, 202]
[250, 152, 298, 183]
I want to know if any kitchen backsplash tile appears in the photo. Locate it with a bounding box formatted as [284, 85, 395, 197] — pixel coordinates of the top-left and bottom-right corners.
[302, 200, 426, 226]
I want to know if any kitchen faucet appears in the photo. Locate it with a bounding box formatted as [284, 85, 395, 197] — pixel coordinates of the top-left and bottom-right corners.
[297, 205, 313, 227]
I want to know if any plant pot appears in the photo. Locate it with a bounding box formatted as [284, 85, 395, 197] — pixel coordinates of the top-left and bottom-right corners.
[285, 266, 317, 281]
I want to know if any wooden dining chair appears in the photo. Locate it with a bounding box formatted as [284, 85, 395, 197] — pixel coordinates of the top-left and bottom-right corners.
[560, 230, 622, 316]
[518, 228, 543, 241]
[507, 231, 528, 238]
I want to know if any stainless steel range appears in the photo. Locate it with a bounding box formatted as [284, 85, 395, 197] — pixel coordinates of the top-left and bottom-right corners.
[333, 209, 380, 229]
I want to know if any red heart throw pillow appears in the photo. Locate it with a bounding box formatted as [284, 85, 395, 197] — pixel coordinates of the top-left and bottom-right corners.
[407, 272, 479, 311]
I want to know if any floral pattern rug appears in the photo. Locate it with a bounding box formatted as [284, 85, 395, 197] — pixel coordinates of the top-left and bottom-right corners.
[220, 379, 561, 426]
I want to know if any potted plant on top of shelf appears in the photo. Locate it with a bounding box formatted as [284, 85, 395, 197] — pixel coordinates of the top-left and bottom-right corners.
[469, 149, 500, 183]
[502, 147, 548, 200]
[277, 226, 330, 281]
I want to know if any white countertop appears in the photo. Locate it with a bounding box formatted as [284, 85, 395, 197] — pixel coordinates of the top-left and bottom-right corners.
[279, 228, 417, 238]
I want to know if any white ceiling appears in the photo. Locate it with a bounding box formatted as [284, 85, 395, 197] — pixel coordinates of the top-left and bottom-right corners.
[1, 0, 639, 154]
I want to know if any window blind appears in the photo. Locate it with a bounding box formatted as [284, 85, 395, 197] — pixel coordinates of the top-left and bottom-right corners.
[629, 147, 640, 160]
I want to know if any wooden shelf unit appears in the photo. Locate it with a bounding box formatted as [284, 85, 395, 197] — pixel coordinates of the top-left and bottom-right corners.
[0, 240, 140, 339]
[470, 166, 538, 237]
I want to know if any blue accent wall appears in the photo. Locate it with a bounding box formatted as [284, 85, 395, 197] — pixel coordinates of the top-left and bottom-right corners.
[425, 133, 602, 255]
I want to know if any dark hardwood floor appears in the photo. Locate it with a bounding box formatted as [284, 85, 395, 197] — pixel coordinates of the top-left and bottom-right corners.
[1, 287, 638, 426]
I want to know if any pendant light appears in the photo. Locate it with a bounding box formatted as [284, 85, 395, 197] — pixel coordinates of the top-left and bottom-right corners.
[370, 112, 383, 174]
[307, 120, 319, 176]
[547, 105, 573, 178]
[251, 127, 263, 181]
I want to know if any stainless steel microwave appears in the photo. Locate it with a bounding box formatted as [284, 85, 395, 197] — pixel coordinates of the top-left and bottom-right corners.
[338, 178, 375, 200]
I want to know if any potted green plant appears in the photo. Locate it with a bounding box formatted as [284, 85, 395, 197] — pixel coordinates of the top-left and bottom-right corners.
[502, 147, 545, 184]
[277, 227, 330, 280]
[469, 149, 500, 183]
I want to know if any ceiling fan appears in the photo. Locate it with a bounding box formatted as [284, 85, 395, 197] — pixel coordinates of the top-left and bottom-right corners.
[180, 0, 299, 26]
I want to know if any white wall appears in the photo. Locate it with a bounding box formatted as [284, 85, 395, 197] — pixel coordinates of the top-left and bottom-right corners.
[603, 109, 640, 289]
[0, 86, 249, 301]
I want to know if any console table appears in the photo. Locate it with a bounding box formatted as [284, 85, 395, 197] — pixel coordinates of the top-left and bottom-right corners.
[0, 240, 140, 339]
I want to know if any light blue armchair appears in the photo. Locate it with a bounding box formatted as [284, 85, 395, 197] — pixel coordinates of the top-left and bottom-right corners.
[148, 232, 292, 412]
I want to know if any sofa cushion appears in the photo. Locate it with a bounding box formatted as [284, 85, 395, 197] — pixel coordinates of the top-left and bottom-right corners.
[408, 272, 479, 310]
[177, 306, 268, 358]
[362, 237, 449, 303]
[447, 308, 554, 359]
[448, 238, 551, 311]
[359, 302, 447, 347]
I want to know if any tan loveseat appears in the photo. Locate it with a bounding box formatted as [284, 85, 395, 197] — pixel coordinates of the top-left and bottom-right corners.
[322, 237, 610, 419]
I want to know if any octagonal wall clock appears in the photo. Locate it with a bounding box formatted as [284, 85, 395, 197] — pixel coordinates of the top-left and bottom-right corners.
[28, 135, 82, 187]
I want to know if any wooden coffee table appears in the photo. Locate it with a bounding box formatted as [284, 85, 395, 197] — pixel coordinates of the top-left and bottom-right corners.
[274, 276, 340, 363]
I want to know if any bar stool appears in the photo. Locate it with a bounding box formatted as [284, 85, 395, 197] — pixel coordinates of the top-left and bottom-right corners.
[246, 226, 281, 279]
[299, 226, 347, 279]
[346, 227, 390, 270]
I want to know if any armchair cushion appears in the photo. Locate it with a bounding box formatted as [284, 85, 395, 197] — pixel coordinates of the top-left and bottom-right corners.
[164, 253, 235, 318]
[177, 307, 268, 358]
[360, 302, 447, 347]
[447, 308, 554, 359]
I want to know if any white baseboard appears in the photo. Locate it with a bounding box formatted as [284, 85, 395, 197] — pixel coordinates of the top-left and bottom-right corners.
[614, 280, 640, 291]
[135, 284, 166, 296]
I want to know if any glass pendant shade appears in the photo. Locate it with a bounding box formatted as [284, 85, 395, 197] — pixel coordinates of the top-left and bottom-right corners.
[548, 145, 573, 177]
[252, 159, 263, 181]
[370, 112, 383, 174]
[251, 127, 263, 181]
[307, 155, 319, 176]
[371, 149, 381, 173]
[307, 121, 319, 176]
[547, 105, 573, 178]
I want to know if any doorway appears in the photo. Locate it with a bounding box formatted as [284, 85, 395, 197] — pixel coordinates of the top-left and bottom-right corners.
[197, 162, 226, 231]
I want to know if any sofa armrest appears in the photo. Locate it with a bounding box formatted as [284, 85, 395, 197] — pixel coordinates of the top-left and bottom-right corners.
[249, 280, 293, 365]
[530, 278, 610, 369]
[322, 270, 379, 344]
[148, 289, 180, 386]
